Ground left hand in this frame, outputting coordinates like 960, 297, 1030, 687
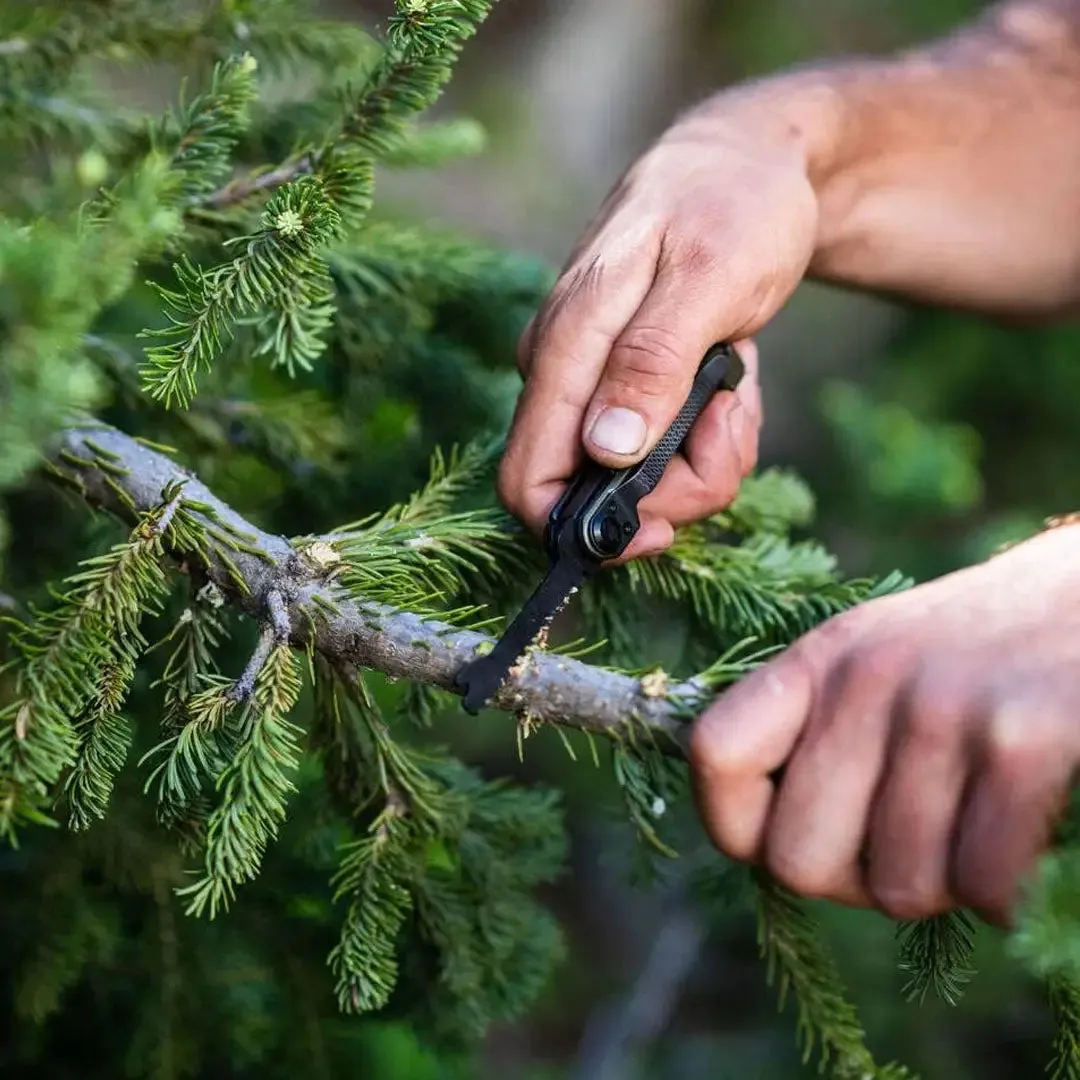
689, 522, 1080, 926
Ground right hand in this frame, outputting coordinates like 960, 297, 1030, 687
498, 100, 823, 557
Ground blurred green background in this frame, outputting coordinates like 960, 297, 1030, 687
8, 1, 1080, 1077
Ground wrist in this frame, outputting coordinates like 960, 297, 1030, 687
660, 62, 897, 259
647, 2, 1080, 315
665, 68, 852, 186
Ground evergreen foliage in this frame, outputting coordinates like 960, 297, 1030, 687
0, 2, 1078, 1078
896, 913, 977, 1007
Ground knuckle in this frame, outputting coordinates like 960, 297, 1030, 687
954, 869, 1006, 916
688, 466, 742, 519
737, 425, 760, 479
770, 640, 820, 704
714, 830, 757, 865
674, 234, 722, 276
853, 637, 915, 681
687, 714, 717, 773
903, 667, 974, 750
708, 472, 741, 513
610, 324, 687, 388
567, 252, 609, 300
800, 590, 912, 672
799, 611, 867, 669
688, 708, 733, 778
496, 451, 547, 530
765, 852, 835, 901
530, 257, 605, 344
868, 880, 941, 921
984, 702, 1054, 774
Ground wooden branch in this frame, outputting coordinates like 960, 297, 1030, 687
201, 155, 314, 210
52, 425, 702, 755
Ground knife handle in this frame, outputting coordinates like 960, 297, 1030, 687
622, 342, 743, 500
564, 342, 744, 561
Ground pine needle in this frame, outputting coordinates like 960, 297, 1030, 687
896, 913, 977, 1006
178, 645, 304, 917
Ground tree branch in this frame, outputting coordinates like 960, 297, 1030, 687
201, 155, 314, 211
51, 424, 702, 754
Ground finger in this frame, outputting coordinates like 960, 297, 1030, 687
863, 673, 975, 919
730, 338, 763, 475
582, 236, 748, 468
686, 336, 760, 475
514, 210, 631, 379
671, 337, 761, 513
614, 513, 675, 562
515, 314, 537, 379
689, 640, 816, 862
952, 703, 1076, 924
764, 644, 914, 907
498, 221, 662, 532
610, 338, 760, 532
631, 428, 741, 532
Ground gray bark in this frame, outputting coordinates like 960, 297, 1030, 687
54, 424, 706, 753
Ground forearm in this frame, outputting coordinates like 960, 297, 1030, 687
688, 1, 1080, 317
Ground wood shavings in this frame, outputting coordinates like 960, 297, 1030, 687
639, 669, 669, 699
300, 540, 341, 573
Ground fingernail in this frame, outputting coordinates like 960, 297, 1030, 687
588, 407, 647, 456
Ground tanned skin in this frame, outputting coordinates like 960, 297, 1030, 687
498, 0, 1080, 925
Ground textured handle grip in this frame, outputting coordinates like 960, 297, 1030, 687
628, 342, 743, 499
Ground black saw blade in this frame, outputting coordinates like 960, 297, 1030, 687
455, 555, 586, 714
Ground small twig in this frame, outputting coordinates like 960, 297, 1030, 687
201, 155, 314, 211
153, 489, 184, 536
228, 587, 289, 702
266, 587, 290, 641
51, 424, 704, 753
229, 627, 276, 704
377, 783, 408, 840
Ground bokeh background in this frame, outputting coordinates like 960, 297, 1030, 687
10, 1, 1080, 1077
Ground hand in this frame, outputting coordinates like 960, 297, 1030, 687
689, 524, 1080, 926
498, 99, 822, 557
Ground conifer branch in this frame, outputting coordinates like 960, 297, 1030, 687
200, 0, 498, 212
50, 424, 699, 752
202, 154, 314, 210
1, 483, 180, 837
755, 874, 915, 1078
140, 175, 344, 406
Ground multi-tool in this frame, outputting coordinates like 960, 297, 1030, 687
455, 341, 745, 714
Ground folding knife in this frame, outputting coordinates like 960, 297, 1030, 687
454, 341, 745, 714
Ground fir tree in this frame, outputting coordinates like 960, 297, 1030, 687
0, 2, 1077, 1078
